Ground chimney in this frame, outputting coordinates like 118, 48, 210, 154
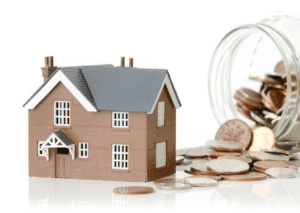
129, 58, 133, 68
120, 56, 125, 67
41, 56, 57, 82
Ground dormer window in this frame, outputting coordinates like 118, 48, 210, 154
112, 112, 129, 128
54, 101, 70, 126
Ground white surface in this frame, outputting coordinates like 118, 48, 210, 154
2, 0, 300, 212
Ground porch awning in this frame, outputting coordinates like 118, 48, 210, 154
41, 130, 75, 160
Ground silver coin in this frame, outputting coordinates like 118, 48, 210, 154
176, 148, 189, 156
185, 146, 213, 158
250, 109, 272, 127
239, 87, 262, 103
289, 153, 300, 160
217, 156, 252, 164
184, 176, 218, 187
276, 141, 300, 146
265, 167, 297, 179
178, 157, 193, 165
205, 140, 244, 152
156, 182, 192, 190
206, 159, 250, 175
246, 151, 289, 162
286, 159, 300, 167
176, 156, 185, 164
262, 148, 289, 155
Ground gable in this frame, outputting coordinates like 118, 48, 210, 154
24, 70, 97, 112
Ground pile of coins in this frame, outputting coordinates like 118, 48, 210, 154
234, 61, 296, 129
113, 118, 300, 193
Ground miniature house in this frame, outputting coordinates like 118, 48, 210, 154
23, 56, 181, 182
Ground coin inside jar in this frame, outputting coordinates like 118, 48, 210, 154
239, 87, 262, 104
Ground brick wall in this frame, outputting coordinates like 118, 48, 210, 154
29, 82, 148, 182
146, 86, 176, 181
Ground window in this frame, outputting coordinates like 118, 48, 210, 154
156, 142, 166, 168
158, 102, 165, 126
112, 144, 128, 169
79, 143, 88, 158
38, 141, 45, 156
112, 112, 129, 128
54, 101, 70, 126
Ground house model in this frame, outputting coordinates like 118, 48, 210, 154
23, 56, 181, 182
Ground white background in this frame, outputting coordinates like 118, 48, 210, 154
1, 0, 300, 213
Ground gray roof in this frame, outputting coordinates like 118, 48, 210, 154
23, 65, 181, 113
53, 130, 74, 146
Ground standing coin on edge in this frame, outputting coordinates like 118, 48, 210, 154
215, 119, 252, 149
156, 182, 191, 190
184, 177, 218, 187
248, 127, 276, 151
113, 186, 154, 195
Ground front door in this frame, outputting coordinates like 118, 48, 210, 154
56, 148, 70, 178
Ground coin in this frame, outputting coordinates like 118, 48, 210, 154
217, 156, 252, 164
176, 156, 185, 164
262, 148, 289, 155
113, 186, 154, 195
288, 165, 299, 172
206, 159, 250, 175
248, 126, 276, 151
185, 174, 222, 181
253, 161, 288, 171
191, 161, 219, 175
207, 151, 241, 158
221, 172, 267, 182
246, 151, 289, 162
176, 148, 189, 156
289, 153, 300, 160
239, 87, 262, 104
206, 140, 245, 152
286, 159, 300, 167
265, 167, 297, 179
249, 76, 280, 85
253, 167, 266, 174
153, 178, 184, 185
234, 90, 264, 109
184, 176, 218, 187
237, 104, 255, 122
250, 109, 272, 128
156, 182, 191, 190
185, 146, 212, 158
266, 89, 285, 113
215, 119, 252, 149
274, 60, 286, 74
178, 158, 193, 165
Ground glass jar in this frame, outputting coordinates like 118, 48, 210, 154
208, 13, 300, 147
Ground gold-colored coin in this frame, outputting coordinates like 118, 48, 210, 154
207, 151, 241, 158
221, 172, 267, 182
248, 127, 276, 151
113, 186, 154, 195
253, 161, 288, 171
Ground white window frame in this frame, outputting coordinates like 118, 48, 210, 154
156, 142, 166, 168
112, 112, 129, 128
112, 144, 129, 169
78, 142, 88, 158
38, 141, 45, 156
54, 101, 70, 126
158, 101, 165, 127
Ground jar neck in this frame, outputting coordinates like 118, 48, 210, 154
209, 15, 300, 139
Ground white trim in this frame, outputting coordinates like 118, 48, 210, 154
41, 133, 75, 160
78, 142, 88, 158
25, 70, 97, 112
112, 144, 129, 169
112, 112, 129, 128
38, 141, 46, 156
148, 75, 181, 114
